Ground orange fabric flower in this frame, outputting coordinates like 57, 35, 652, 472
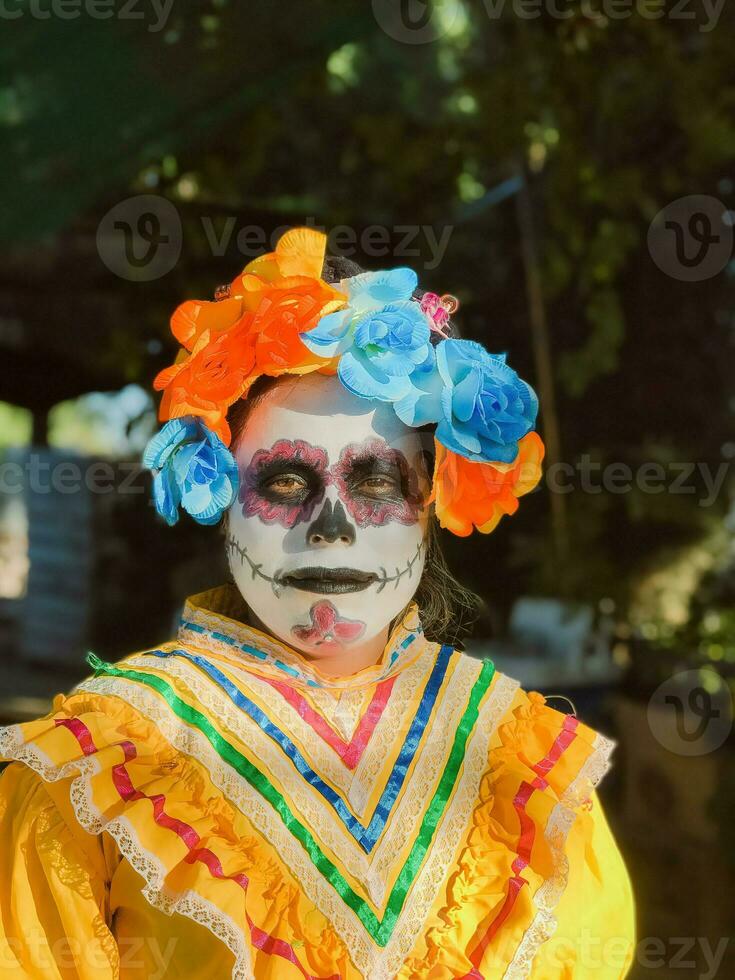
249, 284, 342, 374
168, 228, 343, 352
156, 315, 258, 445
236, 226, 327, 285
432, 431, 545, 536
154, 229, 346, 444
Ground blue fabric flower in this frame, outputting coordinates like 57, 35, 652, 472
395, 339, 539, 463
304, 267, 419, 353
143, 417, 239, 526
302, 268, 431, 401
338, 301, 432, 401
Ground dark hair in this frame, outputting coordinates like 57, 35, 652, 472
223, 256, 479, 647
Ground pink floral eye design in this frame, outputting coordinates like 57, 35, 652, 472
239, 439, 330, 528
332, 438, 425, 528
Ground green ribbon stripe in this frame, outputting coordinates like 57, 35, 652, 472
88, 654, 495, 945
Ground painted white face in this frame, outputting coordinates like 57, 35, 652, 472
226, 374, 431, 660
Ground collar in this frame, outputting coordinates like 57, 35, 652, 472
176, 584, 427, 691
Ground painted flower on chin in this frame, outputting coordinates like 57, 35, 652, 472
432, 431, 545, 536
301, 268, 432, 401
143, 417, 239, 526
395, 338, 539, 464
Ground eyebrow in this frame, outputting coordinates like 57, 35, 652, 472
344, 454, 403, 476
246, 439, 329, 475
254, 456, 324, 475
338, 437, 408, 462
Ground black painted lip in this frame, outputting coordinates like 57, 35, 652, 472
280, 566, 378, 594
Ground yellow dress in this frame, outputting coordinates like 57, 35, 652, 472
0, 586, 634, 979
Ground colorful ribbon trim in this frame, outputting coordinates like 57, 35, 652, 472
180, 619, 318, 684
54, 717, 339, 980
465, 714, 579, 974
144, 646, 451, 852
80, 654, 496, 945
179, 619, 418, 690
261, 676, 395, 769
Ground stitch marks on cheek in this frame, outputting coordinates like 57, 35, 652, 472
238, 439, 329, 528
375, 540, 424, 593
292, 601, 366, 648
332, 438, 426, 528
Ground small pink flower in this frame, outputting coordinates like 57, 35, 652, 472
420, 292, 458, 338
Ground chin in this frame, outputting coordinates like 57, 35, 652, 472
290, 636, 348, 657
244, 594, 367, 654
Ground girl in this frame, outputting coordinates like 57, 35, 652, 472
0, 229, 634, 979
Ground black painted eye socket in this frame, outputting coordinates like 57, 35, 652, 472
256, 461, 322, 503
346, 457, 407, 501
261, 473, 311, 500
352, 474, 402, 499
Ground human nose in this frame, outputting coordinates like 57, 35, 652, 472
306, 498, 356, 546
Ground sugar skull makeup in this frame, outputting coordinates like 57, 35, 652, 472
226, 374, 431, 661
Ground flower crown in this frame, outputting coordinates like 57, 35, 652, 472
143, 228, 545, 537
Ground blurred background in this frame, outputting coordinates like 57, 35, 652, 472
1, 1, 734, 975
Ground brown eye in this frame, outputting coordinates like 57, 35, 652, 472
263, 474, 309, 499
355, 475, 400, 498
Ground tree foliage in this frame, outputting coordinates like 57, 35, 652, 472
1, 0, 733, 615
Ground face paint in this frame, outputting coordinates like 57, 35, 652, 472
292, 600, 366, 648
331, 437, 424, 528
239, 439, 329, 528
226, 374, 431, 662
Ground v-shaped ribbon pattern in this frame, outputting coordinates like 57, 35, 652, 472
143, 645, 453, 853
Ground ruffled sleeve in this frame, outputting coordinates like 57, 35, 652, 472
0, 761, 119, 979
404, 684, 635, 979
537, 791, 635, 979
0, 685, 346, 980
474, 689, 634, 979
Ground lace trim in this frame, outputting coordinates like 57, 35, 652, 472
127, 654, 362, 801
218, 648, 435, 809
75, 674, 385, 972
0, 723, 255, 980
502, 730, 615, 980
312, 687, 366, 742
65, 666, 514, 979
1, 724, 59, 781
179, 594, 424, 691
348, 693, 405, 816
119, 653, 483, 909
366, 658, 483, 907
348, 649, 444, 817
252, 645, 439, 819
375, 671, 519, 979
